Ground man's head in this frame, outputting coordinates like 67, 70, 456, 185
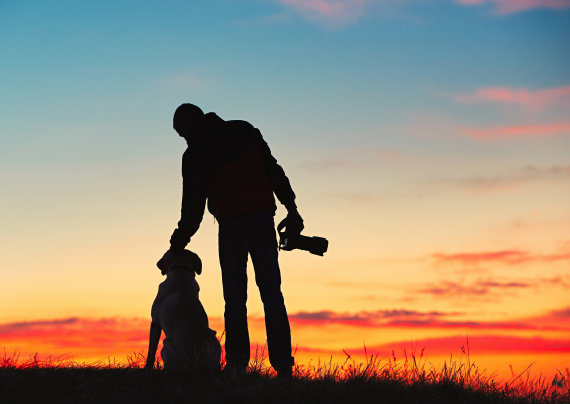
173, 103, 204, 141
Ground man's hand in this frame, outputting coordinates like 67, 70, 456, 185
283, 208, 304, 236
170, 228, 191, 252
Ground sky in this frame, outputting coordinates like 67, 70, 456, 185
1, 0, 569, 378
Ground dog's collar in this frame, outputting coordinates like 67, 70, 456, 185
168, 266, 197, 276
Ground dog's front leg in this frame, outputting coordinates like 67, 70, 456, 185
144, 321, 162, 370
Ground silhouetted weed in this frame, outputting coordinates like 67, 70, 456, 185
1, 345, 568, 403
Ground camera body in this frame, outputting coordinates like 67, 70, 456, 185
279, 233, 329, 256
277, 219, 329, 256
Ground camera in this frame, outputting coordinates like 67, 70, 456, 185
277, 220, 329, 256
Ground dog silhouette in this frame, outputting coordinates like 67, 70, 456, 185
144, 250, 221, 371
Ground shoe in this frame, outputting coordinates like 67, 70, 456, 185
275, 366, 293, 378
222, 364, 246, 376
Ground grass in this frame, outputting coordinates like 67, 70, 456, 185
1, 343, 568, 404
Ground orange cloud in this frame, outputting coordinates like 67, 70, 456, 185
417, 280, 531, 299
455, 86, 570, 110
459, 122, 570, 140
455, 0, 570, 14
433, 249, 570, 265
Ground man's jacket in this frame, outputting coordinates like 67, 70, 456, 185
170, 113, 296, 251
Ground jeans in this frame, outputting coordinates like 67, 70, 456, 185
218, 212, 293, 370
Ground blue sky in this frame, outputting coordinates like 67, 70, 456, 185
2, 0, 569, 144
1, 0, 569, 341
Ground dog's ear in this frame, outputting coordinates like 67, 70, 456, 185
184, 250, 202, 275
157, 250, 172, 276
157, 257, 167, 276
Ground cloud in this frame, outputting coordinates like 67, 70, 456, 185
415, 276, 569, 300
287, 308, 570, 331
454, 0, 570, 14
275, 0, 369, 23
441, 85, 570, 142
417, 280, 530, 298
521, 306, 570, 329
289, 309, 457, 326
447, 165, 570, 193
455, 86, 570, 111
550, 307, 570, 318
0, 317, 155, 361
351, 334, 570, 357
0, 318, 80, 334
459, 122, 570, 141
273, 0, 570, 25
3, 310, 570, 364
432, 248, 570, 265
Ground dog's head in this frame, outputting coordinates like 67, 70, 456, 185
157, 249, 202, 276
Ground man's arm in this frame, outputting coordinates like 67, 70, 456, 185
254, 129, 304, 233
144, 321, 162, 370
254, 130, 296, 209
170, 151, 207, 251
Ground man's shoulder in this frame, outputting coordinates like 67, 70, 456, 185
224, 119, 255, 133
223, 120, 264, 144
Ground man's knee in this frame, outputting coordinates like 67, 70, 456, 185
258, 285, 285, 306
223, 288, 248, 308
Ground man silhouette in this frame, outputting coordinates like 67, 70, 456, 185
167, 103, 303, 376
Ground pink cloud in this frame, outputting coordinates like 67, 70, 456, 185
455, 0, 570, 14
289, 309, 458, 327
350, 334, 570, 356
277, 0, 368, 22
0, 316, 227, 363
2, 309, 570, 365
0, 317, 150, 349
275, 0, 570, 23
288, 308, 570, 330
459, 122, 570, 140
455, 86, 570, 111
